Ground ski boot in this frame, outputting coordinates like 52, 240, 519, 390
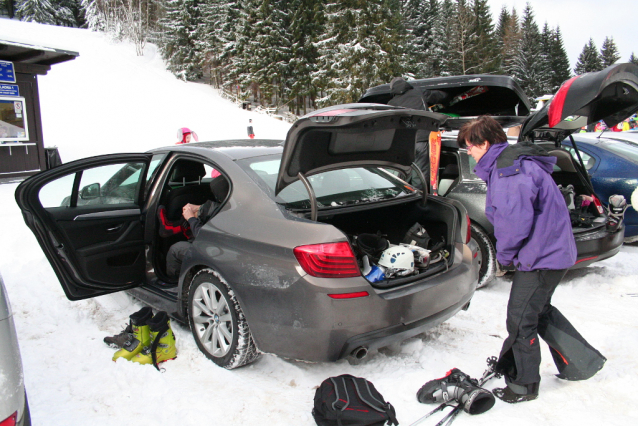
417, 368, 495, 415
105, 306, 153, 349
493, 380, 539, 404
132, 311, 177, 369
112, 307, 154, 361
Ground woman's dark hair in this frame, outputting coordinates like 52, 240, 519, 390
457, 115, 507, 149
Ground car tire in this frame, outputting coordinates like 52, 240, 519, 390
188, 269, 260, 369
470, 223, 496, 289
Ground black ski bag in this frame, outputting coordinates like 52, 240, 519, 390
312, 375, 399, 426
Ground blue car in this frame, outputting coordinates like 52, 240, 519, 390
562, 134, 638, 242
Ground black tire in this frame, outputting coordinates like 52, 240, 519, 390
188, 269, 260, 369
470, 223, 496, 289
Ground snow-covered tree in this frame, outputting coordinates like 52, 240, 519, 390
600, 36, 621, 68
498, 6, 520, 77
574, 38, 603, 74
316, 0, 404, 106
401, 0, 427, 78
630, 52, 638, 66
16, 0, 57, 24
510, 3, 544, 99
158, 0, 204, 80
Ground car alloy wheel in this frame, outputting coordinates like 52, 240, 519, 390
470, 223, 496, 289
188, 269, 260, 369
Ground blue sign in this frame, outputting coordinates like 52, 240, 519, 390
0, 61, 16, 83
0, 84, 19, 97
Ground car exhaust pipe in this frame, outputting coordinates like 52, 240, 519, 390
347, 346, 369, 365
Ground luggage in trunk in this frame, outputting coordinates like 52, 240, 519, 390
317, 198, 458, 288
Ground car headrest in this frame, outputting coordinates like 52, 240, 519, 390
170, 161, 206, 184
210, 176, 229, 202
440, 164, 459, 179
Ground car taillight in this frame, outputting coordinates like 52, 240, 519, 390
294, 242, 361, 278
466, 214, 472, 244
328, 291, 369, 299
0, 412, 17, 426
592, 195, 604, 214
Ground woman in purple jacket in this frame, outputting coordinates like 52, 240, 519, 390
458, 116, 606, 404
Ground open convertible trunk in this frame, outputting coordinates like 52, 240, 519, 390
313, 196, 459, 288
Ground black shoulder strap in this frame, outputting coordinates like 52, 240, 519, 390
351, 377, 399, 426
330, 376, 350, 411
351, 377, 385, 412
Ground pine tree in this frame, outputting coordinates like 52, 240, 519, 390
600, 36, 621, 68
401, 0, 427, 78
498, 6, 520, 77
548, 26, 571, 91
538, 23, 554, 94
16, 0, 57, 24
630, 52, 638, 65
317, 0, 404, 106
289, 0, 324, 114
574, 38, 603, 74
450, 0, 477, 75
470, 0, 498, 74
158, 0, 205, 81
439, 0, 460, 76
510, 3, 544, 99
423, 0, 447, 77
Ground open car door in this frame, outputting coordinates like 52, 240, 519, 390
15, 153, 153, 300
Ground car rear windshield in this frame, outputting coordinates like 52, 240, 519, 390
603, 141, 638, 164
238, 155, 417, 209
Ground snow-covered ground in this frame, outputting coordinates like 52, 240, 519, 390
1, 19, 638, 426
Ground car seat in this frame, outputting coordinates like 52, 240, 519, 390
438, 164, 459, 196
164, 161, 212, 220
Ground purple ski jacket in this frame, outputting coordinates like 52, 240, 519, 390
474, 142, 577, 271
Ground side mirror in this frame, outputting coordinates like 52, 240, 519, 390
80, 183, 101, 200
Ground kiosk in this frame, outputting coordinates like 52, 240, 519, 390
0, 39, 78, 178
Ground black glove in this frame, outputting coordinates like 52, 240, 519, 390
498, 261, 516, 272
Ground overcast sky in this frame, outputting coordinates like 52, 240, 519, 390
486, 0, 636, 69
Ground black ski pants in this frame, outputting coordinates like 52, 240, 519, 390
166, 241, 191, 278
497, 269, 605, 387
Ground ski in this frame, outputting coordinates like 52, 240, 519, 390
411, 357, 501, 426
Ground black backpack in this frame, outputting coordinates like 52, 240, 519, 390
312, 375, 399, 426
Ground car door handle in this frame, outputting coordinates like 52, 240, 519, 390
106, 224, 124, 232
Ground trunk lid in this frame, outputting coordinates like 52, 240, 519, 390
275, 104, 448, 194
520, 63, 638, 140
359, 75, 531, 130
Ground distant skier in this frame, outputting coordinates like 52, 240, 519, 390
176, 127, 198, 144
247, 119, 255, 139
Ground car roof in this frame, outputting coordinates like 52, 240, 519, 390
148, 139, 284, 160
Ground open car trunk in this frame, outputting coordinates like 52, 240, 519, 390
310, 196, 459, 289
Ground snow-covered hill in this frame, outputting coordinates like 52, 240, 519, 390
1, 19, 637, 426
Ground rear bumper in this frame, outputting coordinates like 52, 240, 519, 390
244, 246, 477, 362
572, 223, 624, 269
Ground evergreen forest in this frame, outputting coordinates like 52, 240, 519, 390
5, 0, 637, 115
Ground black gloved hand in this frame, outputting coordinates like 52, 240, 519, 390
498, 261, 516, 272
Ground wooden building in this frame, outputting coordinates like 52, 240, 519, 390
0, 38, 78, 179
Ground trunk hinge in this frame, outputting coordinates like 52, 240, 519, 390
411, 163, 428, 207
298, 172, 318, 221
568, 134, 597, 195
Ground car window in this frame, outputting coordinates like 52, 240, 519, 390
144, 153, 167, 199
241, 156, 416, 209
563, 145, 596, 170
603, 141, 638, 163
39, 162, 146, 208
39, 173, 75, 208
